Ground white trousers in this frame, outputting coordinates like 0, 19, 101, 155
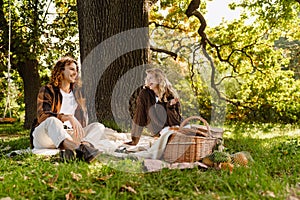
32, 117, 105, 149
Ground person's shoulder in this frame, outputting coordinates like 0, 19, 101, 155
139, 87, 154, 96
41, 84, 53, 90
39, 84, 58, 93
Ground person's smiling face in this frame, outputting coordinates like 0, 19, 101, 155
145, 73, 159, 90
62, 62, 78, 84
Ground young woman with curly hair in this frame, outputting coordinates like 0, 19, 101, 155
31, 56, 101, 163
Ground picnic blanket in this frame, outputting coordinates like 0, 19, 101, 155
29, 126, 174, 159
7, 125, 209, 172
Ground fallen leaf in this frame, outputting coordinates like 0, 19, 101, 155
211, 192, 220, 200
71, 171, 82, 181
48, 174, 58, 184
0, 197, 12, 200
120, 185, 137, 194
42, 172, 49, 177
65, 191, 75, 200
80, 189, 96, 194
96, 174, 113, 181
286, 183, 300, 200
261, 190, 276, 198
47, 183, 58, 190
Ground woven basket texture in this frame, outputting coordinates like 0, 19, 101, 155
163, 116, 220, 163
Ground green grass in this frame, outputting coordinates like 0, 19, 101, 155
0, 122, 299, 199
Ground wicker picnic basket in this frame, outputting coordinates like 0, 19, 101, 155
163, 116, 219, 163
190, 124, 224, 139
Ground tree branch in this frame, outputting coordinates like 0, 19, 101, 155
150, 46, 178, 60
184, 0, 267, 105
149, 21, 189, 32
190, 10, 208, 47
149, 0, 159, 6
185, 0, 200, 17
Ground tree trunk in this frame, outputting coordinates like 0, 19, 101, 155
77, 0, 149, 130
17, 59, 41, 129
1, 0, 41, 129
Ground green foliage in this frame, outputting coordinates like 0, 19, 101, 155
0, 0, 79, 122
0, 122, 24, 131
215, 3, 299, 123
148, 0, 300, 124
226, 71, 300, 123
0, 70, 24, 119
173, 77, 200, 119
231, 0, 300, 26
150, 0, 196, 30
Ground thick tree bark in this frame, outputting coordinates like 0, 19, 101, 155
77, 0, 149, 129
17, 59, 40, 129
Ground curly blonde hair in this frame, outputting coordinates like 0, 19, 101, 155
145, 68, 179, 102
50, 56, 81, 89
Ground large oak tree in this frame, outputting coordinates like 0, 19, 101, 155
77, 0, 150, 129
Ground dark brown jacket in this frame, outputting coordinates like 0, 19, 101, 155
132, 87, 182, 137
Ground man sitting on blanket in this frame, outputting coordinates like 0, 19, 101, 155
126, 68, 182, 146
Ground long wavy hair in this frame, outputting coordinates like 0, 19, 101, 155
50, 56, 81, 89
145, 68, 179, 102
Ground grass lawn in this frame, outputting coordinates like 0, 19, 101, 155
0, 122, 299, 199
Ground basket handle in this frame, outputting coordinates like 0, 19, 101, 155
179, 116, 212, 137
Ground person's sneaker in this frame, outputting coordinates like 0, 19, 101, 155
60, 149, 76, 162
75, 144, 101, 163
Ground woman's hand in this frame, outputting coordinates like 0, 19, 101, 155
70, 117, 85, 142
61, 114, 85, 142
170, 98, 179, 106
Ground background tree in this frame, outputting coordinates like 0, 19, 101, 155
0, 0, 79, 128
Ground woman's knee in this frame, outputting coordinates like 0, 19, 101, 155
45, 117, 63, 126
85, 122, 105, 133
